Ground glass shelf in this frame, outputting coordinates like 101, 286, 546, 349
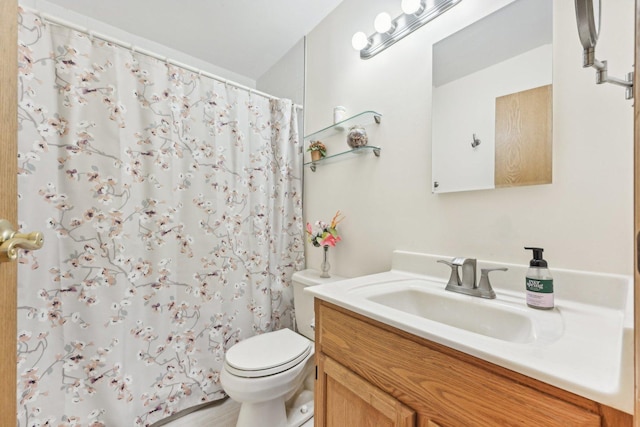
304, 146, 381, 172
304, 110, 382, 141
303, 110, 382, 172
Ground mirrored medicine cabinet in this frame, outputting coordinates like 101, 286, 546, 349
431, 0, 553, 193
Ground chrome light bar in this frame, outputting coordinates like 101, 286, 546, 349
359, 0, 462, 60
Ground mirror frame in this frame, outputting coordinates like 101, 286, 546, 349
575, 0, 601, 50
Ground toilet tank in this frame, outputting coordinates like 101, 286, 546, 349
292, 269, 344, 340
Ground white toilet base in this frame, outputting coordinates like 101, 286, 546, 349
234, 393, 314, 427
226, 360, 315, 427
285, 389, 314, 427
236, 398, 288, 427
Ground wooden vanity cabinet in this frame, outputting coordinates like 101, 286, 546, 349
314, 300, 632, 427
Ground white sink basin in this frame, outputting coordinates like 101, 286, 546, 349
305, 250, 634, 415
348, 279, 563, 345
362, 281, 535, 343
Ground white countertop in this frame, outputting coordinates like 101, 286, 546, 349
306, 250, 634, 414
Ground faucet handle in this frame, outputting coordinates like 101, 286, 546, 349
477, 268, 508, 299
450, 257, 467, 267
437, 259, 461, 288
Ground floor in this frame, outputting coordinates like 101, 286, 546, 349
155, 398, 314, 427
154, 399, 240, 427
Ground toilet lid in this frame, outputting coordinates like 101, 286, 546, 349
224, 328, 312, 378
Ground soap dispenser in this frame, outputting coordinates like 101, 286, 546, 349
524, 247, 554, 310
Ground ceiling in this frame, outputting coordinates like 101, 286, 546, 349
40, 0, 345, 81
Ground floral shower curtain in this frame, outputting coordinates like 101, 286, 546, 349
16, 9, 303, 426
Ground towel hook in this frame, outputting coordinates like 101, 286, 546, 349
471, 133, 481, 148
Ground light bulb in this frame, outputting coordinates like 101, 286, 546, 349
351, 32, 369, 51
374, 12, 393, 33
401, 0, 422, 14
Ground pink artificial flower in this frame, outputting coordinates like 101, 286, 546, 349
320, 234, 341, 247
306, 222, 313, 235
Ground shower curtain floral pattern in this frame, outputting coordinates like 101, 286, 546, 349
16, 9, 303, 426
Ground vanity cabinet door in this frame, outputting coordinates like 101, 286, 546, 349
316, 353, 415, 427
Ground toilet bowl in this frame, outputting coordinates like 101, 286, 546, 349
220, 269, 343, 427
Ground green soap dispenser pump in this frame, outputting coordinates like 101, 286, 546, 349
524, 247, 554, 310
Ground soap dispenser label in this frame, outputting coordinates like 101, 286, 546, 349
526, 278, 553, 293
526, 278, 554, 308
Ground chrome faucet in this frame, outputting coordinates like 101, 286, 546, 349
437, 258, 507, 299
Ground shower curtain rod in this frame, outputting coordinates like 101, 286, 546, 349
30, 8, 303, 110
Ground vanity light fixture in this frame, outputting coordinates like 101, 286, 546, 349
351, 32, 369, 51
401, 0, 423, 15
351, 0, 462, 59
374, 12, 394, 33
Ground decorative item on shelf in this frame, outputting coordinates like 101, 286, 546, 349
346, 125, 368, 149
307, 140, 327, 162
306, 211, 344, 278
334, 106, 347, 130
333, 106, 347, 124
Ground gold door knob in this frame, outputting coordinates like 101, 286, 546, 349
0, 219, 44, 262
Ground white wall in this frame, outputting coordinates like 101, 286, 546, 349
19, 0, 256, 88
256, 38, 305, 139
304, 0, 634, 277
433, 44, 552, 193
257, 38, 305, 106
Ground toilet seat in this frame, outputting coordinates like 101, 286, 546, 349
224, 328, 312, 378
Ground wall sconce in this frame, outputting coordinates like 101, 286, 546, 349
352, 0, 462, 59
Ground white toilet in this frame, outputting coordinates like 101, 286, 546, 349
220, 269, 343, 427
